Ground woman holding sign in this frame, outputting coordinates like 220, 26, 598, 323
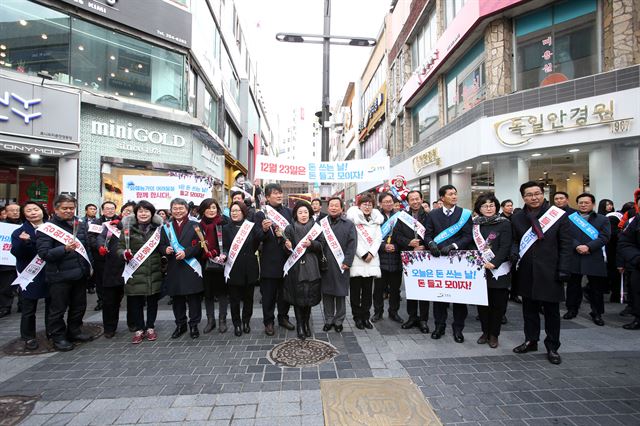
472, 194, 512, 349
11, 201, 49, 351
222, 201, 266, 337
282, 201, 323, 340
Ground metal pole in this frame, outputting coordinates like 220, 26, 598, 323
321, 0, 331, 162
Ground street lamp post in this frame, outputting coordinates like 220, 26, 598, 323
276, 0, 376, 162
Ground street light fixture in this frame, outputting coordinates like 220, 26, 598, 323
276, 0, 376, 162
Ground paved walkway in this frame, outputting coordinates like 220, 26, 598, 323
0, 293, 638, 425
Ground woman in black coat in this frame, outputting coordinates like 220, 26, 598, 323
222, 201, 266, 336
472, 194, 512, 348
282, 202, 323, 340
10, 201, 48, 351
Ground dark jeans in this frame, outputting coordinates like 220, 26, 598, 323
0, 269, 16, 311
47, 278, 87, 340
373, 270, 402, 315
350, 276, 374, 321
406, 299, 430, 321
102, 285, 131, 333
478, 288, 509, 337
20, 295, 49, 340
172, 293, 202, 327
522, 296, 561, 351
128, 294, 160, 331
433, 301, 468, 331
260, 277, 290, 325
229, 285, 254, 326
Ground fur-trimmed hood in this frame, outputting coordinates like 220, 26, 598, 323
346, 205, 384, 225
121, 213, 164, 228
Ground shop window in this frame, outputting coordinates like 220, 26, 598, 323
445, 0, 468, 28
446, 41, 485, 122
419, 176, 430, 203
222, 48, 240, 105
515, 0, 597, 90
412, 86, 439, 143
411, 11, 437, 72
361, 125, 385, 160
224, 119, 240, 157
204, 88, 219, 134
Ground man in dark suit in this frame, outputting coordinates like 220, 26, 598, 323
311, 198, 327, 223
424, 185, 473, 343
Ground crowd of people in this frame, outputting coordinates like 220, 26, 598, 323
1, 180, 639, 367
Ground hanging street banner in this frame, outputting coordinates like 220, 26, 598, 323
401, 250, 488, 306
122, 175, 212, 209
255, 155, 389, 183
0, 223, 20, 266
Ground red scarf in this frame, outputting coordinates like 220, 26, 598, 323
200, 215, 222, 256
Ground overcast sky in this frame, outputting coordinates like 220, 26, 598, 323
235, 0, 389, 141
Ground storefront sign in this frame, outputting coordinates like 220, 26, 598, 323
359, 84, 386, 141
122, 175, 212, 209
402, 250, 487, 305
412, 148, 441, 174
494, 100, 634, 147
255, 155, 390, 183
0, 223, 20, 266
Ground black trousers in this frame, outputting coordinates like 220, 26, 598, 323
20, 295, 49, 340
294, 305, 312, 324
567, 274, 607, 314
47, 278, 87, 340
260, 277, 290, 326
522, 296, 561, 351
128, 293, 160, 331
629, 270, 640, 318
172, 293, 202, 327
93, 261, 105, 302
0, 269, 16, 311
566, 274, 584, 312
102, 285, 127, 334
229, 285, 254, 326
433, 301, 468, 331
373, 270, 402, 315
478, 288, 509, 337
350, 276, 374, 320
406, 299, 430, 321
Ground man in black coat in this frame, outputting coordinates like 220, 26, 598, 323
553, 191, 577, 214
254, 183, 294, 335
511, 181, 572, 365
36, 194, 93, 351
87, 201, 118, 311
393, 190, 429, 333
564, 193, 610, 325
311, 198, 327, 223
618, 190, 640, 330
424, 185, 473, 343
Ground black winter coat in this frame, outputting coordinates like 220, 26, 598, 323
511, 204, 573, 303
96, 224, 125, 288
618, 214, 640, 270
11, 222, 48, 299
158, 219, 204, 296
392, 208, 428, 251
282, 221, 322, 307
254, 204, 293, 279
36, 215, 92, 284
88, 215, 116, 266
425, 206, 473, 250
566, 211, 610, 277
320, 215, 357, 297
474, 219, 512, 289
222, 219, 266, 286
378, 210, 401, 272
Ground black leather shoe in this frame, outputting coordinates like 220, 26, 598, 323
322, 324, 333, 332
389, 313, 404, 323
265, 323, 275, 336
501, 315, 508, 325
303, 321, 312, 337
278, 318, 295, 331
623, 319, 640, 330
418, 321, 429, 334
563, 310, 577, 320
363, 319, 373, 329
431, 325, 445, 339
619, 306, 633, 317
94, 301, 103, 311
171, 324, 187, 339
513, 341, 538, 353
296, 323, 305, 340
590, 312, 604, 326
334, 324, 343, 333
401, 318, 418, 329
477, 333, 488, 344
243, 322, 251, 334
103, 331, 115, 339
370, 312, 383, 323
68, 332, 93, 343
547, 350, 562, 365
53, 339, 74, 351
234, 326, 242, 337
25, 339, 38, 351
354, 319, 365, 330
510, 295, 522, 304
189, 325, 199, 339
453, 330, 464, 343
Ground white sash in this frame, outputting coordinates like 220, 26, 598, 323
11, 255, 46, 290
356, 223, 375, 251
283, 223, 323, 276
224, 221, 254, 281
397, 211, 426, 239
264, 205, 290, 230
517, 206, 565, 267
104, 222, 121, 239
122, 228, 161, 283
473, 224, 511, 279
163, 222, 202, 277
37, 222, 93, 273
606, 212, 623, 220
320, 217, 345, 273
88, 223, 102, 234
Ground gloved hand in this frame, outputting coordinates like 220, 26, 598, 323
110, 219, 120, 226
440, 244, 456, 256
427, 241, 441, 257
98, 246, 108, 256
123, 249, 133, 262
558, 271, 571, 282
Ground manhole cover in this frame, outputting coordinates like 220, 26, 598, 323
0, 395, 38, 426
2, 322, 103, 356
268, 339, 339, 368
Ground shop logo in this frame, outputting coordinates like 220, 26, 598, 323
0, 92, 42, 124
90, 119, 186, 148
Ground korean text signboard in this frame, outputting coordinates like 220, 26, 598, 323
401, 250, 488, 306
255, 155, 389, 183
0, 223, 20, 266
122, 175, 212, 209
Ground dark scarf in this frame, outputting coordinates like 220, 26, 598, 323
473, 214, 508, 226
200, 215, 222, 254
524, 201, 548, 239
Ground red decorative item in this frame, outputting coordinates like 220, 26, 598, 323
98, 246, 108, 256
192, 240, 197, 247
123, 250, 133, 261
110, 219, 121, 226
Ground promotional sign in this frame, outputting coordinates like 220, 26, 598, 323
255, 155, 390, 183
401, 251, 487, 306
122, 175, 212, 209
0, 223, 20, 266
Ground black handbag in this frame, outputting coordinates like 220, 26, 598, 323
318, 246, 329, 272
205, 225, 225, 271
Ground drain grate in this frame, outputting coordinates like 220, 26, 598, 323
2, 322, 103, 356
0, 395, 38, 426
268, 338, 339, 368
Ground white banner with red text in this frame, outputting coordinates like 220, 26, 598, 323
255, 155, 389, 183
0, 223, 19, 266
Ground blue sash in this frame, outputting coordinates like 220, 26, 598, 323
568, 212, 599, 240
380, 211, 404, 239
163, 222, 203, 277
434, 208, 472, 245
389, 186, 409, 209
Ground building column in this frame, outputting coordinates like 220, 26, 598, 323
58, 157, 78, 198
452, 171, 472, 210
484, 18, 513, 99
589, 143, 639, 209
494, 156, 529, 208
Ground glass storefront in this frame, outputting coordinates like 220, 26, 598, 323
0, 0, 186, 109
446, 41, 486, 122
0, 153, 58, 212
412, 86, 439, 143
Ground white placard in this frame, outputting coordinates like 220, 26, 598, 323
0, 223, 20, 266
122, 175, 212, 209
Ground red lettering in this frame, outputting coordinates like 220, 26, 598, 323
418, 279, 425, 288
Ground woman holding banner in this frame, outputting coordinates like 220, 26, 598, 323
282, 201, 323, 340
472, 194, 512, 349
222, 201, 266, 337
118, 201, 163, 344
11, 201, 49, 351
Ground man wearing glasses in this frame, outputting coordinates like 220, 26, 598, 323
511, 181, 572, 365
